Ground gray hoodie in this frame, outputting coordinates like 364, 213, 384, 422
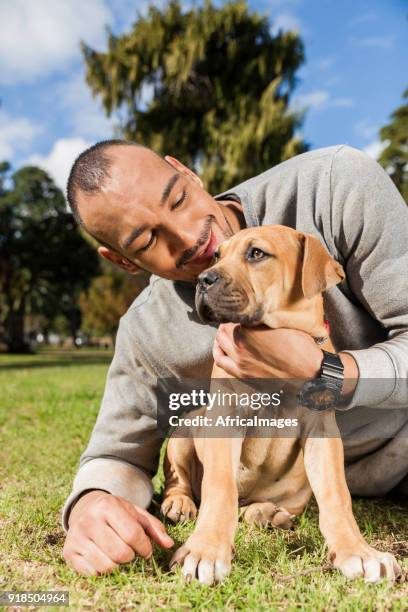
62, 145, 408, 529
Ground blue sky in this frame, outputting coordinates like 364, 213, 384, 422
0, 0, 406, 191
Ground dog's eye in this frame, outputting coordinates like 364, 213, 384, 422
247, 247, 267, 261
213, 250, 220, 261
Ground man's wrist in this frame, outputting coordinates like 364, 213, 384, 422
310, 349, 358, 399
68, 489, 110, 527
302, 349, 359, 408
338, 352, 359, 399
310, 347, 324, 378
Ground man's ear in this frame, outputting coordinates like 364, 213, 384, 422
98, 246, 142, 275
164, 155, 203, 188
300, 233, 345, 299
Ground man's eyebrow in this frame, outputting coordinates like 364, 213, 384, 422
121, 224, 149, 251
160, 173, 180, 205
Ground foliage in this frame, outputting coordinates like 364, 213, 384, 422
79, 261, 149, 340
82, 0, 307, 193
379, 88, 408, 203
0, 163, 100, 352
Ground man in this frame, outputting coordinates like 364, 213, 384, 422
62, 141, 408, 576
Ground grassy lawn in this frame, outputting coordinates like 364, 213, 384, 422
0, 349, 407, 611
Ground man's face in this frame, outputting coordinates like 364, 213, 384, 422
77, 146, 243, 281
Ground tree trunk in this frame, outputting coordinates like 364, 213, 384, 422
5, 294, 31, 353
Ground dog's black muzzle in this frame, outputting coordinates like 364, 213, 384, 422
196, 269, 223, 293
195, 268, 264, 326
195, 269, 231, 323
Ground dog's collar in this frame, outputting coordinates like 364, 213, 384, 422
313, 319, 330, 345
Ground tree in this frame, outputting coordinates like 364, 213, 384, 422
79, 262, 149, 344
378, 88, 408, 203
82, 0, 307, 193
0, 164, 100, 352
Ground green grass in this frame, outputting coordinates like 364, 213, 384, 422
0, 349, 407, 611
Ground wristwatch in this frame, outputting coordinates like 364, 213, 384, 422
297, 350, 344, 411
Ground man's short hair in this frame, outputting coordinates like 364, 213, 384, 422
66, 139, 141, 228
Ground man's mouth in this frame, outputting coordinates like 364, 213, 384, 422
187, 230, 218, 266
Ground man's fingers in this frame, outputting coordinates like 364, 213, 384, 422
104, 504, 154, 558
87, 522, 136, 565
66, 552, 97, 576
213, 338, 235, 368
135, 507, 174, 548
214, 354, 240, 377
212, 338, 225, 361
213, 341, 240, 376
84, 539, 120, 574
65, 537, 119, 575
216, 325, 237, 356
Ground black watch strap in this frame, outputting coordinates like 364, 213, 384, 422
321, 350, 344, 384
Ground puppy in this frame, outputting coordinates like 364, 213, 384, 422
162, 225, 401, 585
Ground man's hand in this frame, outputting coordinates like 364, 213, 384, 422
213, 323, 323, 379
63, 490, 174, 575
213, 323, 358, 399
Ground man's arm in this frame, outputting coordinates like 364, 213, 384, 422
213, 146, 408, 411
62, 316, 173, 574
330, 145, 408, 409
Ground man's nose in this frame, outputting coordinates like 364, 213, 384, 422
197, 269, 220, 292
165, 223, 197, 252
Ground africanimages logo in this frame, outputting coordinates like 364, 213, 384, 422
156, 379, 300, 437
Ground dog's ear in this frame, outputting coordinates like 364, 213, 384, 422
300, 234, 345, 299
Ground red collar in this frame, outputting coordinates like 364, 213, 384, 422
313, 318, 330, 345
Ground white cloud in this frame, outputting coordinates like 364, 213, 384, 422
353, 34, 396, 50
354, 119, 378, 140
324, 75, 341, 88
27, 138, 91, 191
317, 56, 335, 71
109, 0, 172, 25
53, 61, 158, 142
294, 90, 329, 109
349, 13, 377, 27
56, 71, 116, 140
0, 110, 40, 160
330, 97, 354, 108
268, 0, 303, 7
0, 0, 112, 85
363, 140, 388, 160
270, 13, 303, 35
292, 90, 354, 111
53, 69, 155, 143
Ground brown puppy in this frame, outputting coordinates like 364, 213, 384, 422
162, 225, 401, 585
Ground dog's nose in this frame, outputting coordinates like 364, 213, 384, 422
197, 269, 220, 291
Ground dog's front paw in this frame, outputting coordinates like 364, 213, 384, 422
170, 531, 234, 585
161, 494, 197, 523
330, 542, 401, 583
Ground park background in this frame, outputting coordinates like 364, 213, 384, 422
0, 0, 407, 609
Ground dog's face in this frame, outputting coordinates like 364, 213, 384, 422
195, 225, 344, 326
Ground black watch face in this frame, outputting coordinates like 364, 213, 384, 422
297, 379, 341, 412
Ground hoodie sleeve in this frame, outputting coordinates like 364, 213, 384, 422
330, 145, 408, 409
61, 315, 162, 530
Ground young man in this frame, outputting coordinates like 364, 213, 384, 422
62, 141, 408, 576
